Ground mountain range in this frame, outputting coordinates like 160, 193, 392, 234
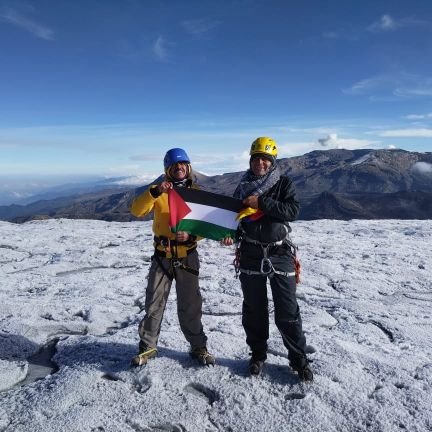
1, 148, 431, 223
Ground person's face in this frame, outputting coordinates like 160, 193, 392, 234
250, 156, 272, 176
169, 162, 188, 180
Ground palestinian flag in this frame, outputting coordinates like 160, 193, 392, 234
168, 188, 244, 241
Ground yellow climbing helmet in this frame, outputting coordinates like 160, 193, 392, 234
250, 137, 278, 158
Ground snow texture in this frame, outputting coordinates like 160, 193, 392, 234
0, 219, 431, 431
350, 153, 371, 166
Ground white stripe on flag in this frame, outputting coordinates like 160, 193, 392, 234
183, 202, 239, 230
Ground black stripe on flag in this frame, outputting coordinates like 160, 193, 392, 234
173, 187, 243, 213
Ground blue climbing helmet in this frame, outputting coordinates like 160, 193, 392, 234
163, 148, 191, 170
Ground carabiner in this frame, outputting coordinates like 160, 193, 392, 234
172, 259, 182, 268
260, 257, 273, 274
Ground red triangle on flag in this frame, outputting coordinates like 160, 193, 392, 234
168, 188, 192, 231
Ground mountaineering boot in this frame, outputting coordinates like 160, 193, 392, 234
249, 349, 267, 375
295, 364, 314, 382
190, 346, 215, 366
249, 359, 265, 376
248, 350, 267, 376
131, 342, 158, 367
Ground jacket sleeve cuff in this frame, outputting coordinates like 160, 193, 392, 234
150, 185, 161, 198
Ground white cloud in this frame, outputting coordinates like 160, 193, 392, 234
411, 161, 432, 176
276, 136, 381, 159
344, 72, 432, 100
12, 191, 32, 198
192, 151, 251, 174
322, 31, 338, 39
367, 14, 424, 32
129, 153, 164, 162
279, 126, 338, 135
404, 113, 432, 120
153, 36, 168, 61
237, 150, 250, 161
181, 18, 220, 36
105, 164, 142, 174
316, 133, 380, 149
343, 75, 390, 95
379, 128, 432, 138
277, 142, 316, 157
368, 14, 396, 32
109, 174, 156, 186
394, 86, 432, 97
0, 6, 54, 40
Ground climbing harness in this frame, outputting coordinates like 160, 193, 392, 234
153, 235, 199, 277
233, 224, 301, 282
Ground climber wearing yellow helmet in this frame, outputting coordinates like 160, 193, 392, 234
224, 137, 313, 381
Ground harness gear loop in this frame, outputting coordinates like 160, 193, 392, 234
285, 239, 301, 284
232, 240, 242, 279
294, 254, 301, 284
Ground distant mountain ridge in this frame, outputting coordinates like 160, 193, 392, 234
0, 176, 150, 206
1, 148, 431, 222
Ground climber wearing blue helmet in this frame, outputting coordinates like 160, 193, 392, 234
161, 148, 192, 186
130, 148, 214, 367
163, 148, 190, 170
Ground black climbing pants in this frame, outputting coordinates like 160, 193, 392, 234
239, 271, 308, 369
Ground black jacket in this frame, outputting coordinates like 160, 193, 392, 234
239, 175, 299, 244
238, 175, 299, 272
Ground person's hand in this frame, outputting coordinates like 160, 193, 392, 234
243, 195, 259, 209
176, 231, 190, 242
158, 181, 173, 194
221, 237, 234, 246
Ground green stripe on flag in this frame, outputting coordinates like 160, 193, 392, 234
175, 219, 236, 241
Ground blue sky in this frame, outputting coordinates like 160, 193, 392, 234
1, 0, 432, 195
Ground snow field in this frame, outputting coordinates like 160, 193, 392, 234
0, 219, 431, 431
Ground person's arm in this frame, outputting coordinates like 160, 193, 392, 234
131, 181, 174, 218
130, 185, 160, 217
258, 177, 299, 221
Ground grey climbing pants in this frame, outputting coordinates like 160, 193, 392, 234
138, 249, 207, 350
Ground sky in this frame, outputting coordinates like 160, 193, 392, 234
1, 218, 431, 430
1, 0, 432, 189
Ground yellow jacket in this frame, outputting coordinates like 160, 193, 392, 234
130, 184, 197, 258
